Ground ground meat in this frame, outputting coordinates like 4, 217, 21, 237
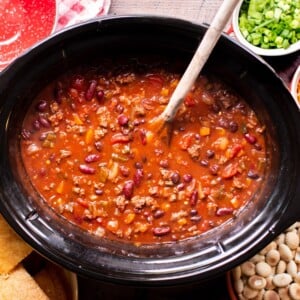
187, 144, 201, 160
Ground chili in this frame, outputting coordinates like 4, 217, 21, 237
21, 57, 267, 245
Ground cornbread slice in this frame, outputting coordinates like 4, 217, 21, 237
0, 214, 32, 274
0, 265, 49, 300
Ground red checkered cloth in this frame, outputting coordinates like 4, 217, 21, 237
56, 0, 111, 31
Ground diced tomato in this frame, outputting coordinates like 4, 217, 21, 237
184, 93, 196, 107
179, 133, 194, 150
221, 163, 239, 179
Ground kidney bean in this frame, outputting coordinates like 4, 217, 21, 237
85, 80, 97, 101
111, 133, 131, 144
159, 159, 169, 168
72, 75, 86, 91
153, 210, 165, 219
216, 207, 233, 216
85, 154, 100, 163
123, 180, 134, 199
21, 128, 31, 140
229, 121, 238, 133
96, 90, 104, 102
133, 169, 144, 186
95, 189, 104, 195
209, 164, 219, 175
139, 129, 147, 145
254, 143, 262, 151
183, 173, 193, 183
190, 190, 198, 206
36, 100, 48, 112
134, 162, 143, 169
153, 226, 171, 237
118, 114, 129, 126
218, 117, 229, 129
190, 215, 202, 222
206, 149, 215, 159
54, 82, 63, 103
38, 116, 51, 128
94, 141, 103, 151
32, 119, 41, 130
211, 103, 221, 113
39, 132, 48, 141
200, 159, 209, 167
79, 164, 96, 174
244, 133, 257, 144
115, 103, 124, 113
190, 209, 198, 216
177, 183, 185, 191
247, 169, 259, 179
171, 172, 180, 184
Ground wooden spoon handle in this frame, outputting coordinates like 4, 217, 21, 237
160, 0, 240, 122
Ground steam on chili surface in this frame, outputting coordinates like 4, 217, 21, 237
21, 57, 267, 245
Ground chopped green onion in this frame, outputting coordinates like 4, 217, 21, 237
238, 0, 300, 50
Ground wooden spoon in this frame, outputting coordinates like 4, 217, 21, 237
151, 0, 240, 141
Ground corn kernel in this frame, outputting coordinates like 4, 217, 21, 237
85, 128, 94, 144
161, 87, 169, 96
199, 126, 211, 136
73, 113, 83, 125
170, 79, 179, 88
56, 180, 65, 194
124, 213, 135, 224
146, 130, 154, 143
178, 218, 187, 226
215, 127, 226, 136
231, 196, 239, 208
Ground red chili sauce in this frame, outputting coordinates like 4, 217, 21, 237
21, 57, 267, 245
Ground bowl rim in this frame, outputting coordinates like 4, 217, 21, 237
291, 66, 300, 107
232, 0, 300, 57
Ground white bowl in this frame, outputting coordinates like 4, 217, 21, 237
291, 66, 300, 108
232, 0, 300, 56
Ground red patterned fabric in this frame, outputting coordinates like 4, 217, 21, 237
56, 0, 111, 31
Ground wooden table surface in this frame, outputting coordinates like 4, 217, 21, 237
109, 0, 223, 24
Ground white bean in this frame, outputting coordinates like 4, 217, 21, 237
289, 283, 300, 300
279, 244, 293, 262
272, 273, 292, 287
255, 289, 265, 300
294, 247, 300, 264
266, 249, 280, 266
278, 287, 291, 300
294, 273, 300, 284
232, 266, 241, 281
234, 278, 244, 294
265, 276, 275, 290
243, 285, 259, 299
241, 261, 256, 276
248, 275, 267, 290
286, 231, 300, 250
256, 261, 273, 277
287, 260, 298, 278
263, 290, 280, 300
250, 254, 266, 264
276, 233, 285, 245
277, 260, 287, 274
260, 242, 277, 255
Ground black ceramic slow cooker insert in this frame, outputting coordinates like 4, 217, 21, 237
0, 16, 300, 285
